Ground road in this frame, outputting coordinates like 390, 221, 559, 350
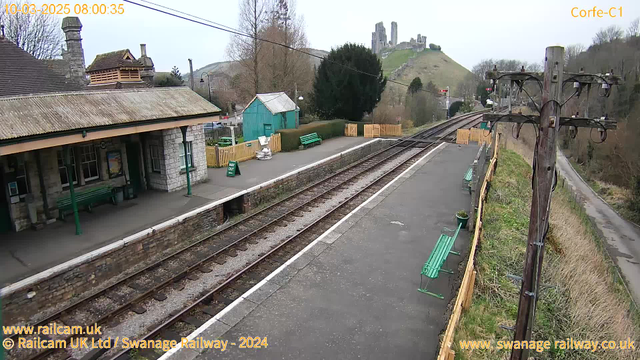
556, 152, 640, 306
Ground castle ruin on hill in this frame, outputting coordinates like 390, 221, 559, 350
371, 21, 426, 56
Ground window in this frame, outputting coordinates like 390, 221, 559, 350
80, 144, 100, 181
150, 145, 162, 173
16, 162, 29, 197
57, 149, 77, 187
179, 142, 193, 170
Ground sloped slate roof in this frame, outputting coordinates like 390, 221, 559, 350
249, 92, 297, 115
0, 37, 84, 97
86, 49, 144, 72
0, 87, 221, 141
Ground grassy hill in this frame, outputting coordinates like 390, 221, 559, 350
381, 49, 471, 96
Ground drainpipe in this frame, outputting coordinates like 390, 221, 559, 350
35, 149, 51, 220
180, 126, 192, 196
63, 145, 81, 235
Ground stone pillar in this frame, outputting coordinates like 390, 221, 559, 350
61, 17, 87, 86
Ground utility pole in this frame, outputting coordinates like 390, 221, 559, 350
510, 46, 563, 360
188, 58, 194, 91
483, 46, 619, 360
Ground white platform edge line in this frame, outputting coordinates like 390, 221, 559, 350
0, 139, 386, 297
157, 142, 446, 360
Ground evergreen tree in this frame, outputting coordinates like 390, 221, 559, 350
408, 77, 423, 94
313, 43, 387, 121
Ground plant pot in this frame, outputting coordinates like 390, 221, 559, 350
456, 214, 469, 228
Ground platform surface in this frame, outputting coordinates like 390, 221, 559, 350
171, 143, 480, 360
0, 137, 371, 286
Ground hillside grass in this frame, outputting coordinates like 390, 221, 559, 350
381, 49, 471, 97
381, 49, 416, 75
453, 149, 639, 360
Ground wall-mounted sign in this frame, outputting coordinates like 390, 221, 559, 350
8, 181, 18, 196
100, 139, 113, 149
107, 150, 123, 178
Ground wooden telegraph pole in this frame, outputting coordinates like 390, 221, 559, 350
510, 46, 564, 360
484, 46, 619, 360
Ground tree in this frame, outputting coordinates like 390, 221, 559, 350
170, 66, 182, 80
593, 25, 623, 45
227, 0, 268, 99
627, 18, 640, 38
154, 66, 183, 87
0, 0, 63, 59
428, 43, 441, 50
408, 77, 423, 94
456, 72, 477, 100
313, 43, 386, 121
259, 0, 312, 98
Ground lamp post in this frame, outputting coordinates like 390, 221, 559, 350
199, 72, 212, 103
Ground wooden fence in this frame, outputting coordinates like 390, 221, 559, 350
206, 133, 281, 168
437, 134, 499, 360
456, 128, 491, 145
364, 124, 401, 138
345, 124, 357, 137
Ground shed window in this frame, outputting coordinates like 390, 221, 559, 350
16, 162, 29, 197
150, 145, 162, 173
57, 150, 78, 187
179, 142, 193, 170
80, 144, 100, 181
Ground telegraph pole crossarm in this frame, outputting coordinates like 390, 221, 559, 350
480, 47, 621, 360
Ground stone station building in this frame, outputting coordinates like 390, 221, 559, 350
0, 88, 220, 233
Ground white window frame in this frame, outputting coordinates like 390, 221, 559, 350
79, 144, 100, 181
150, 145, 162, 173
15, 161, 29, 198
179, 142, 193, 170
57, 149, 78, 187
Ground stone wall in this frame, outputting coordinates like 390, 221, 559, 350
1, 203, 224, 323
243, 139, 392, 211
162, 125, 208, 192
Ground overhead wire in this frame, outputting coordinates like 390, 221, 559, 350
123, 0, 444, 96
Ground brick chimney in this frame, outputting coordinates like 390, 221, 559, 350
139, 43, 155, 85
61, 17, 87, 85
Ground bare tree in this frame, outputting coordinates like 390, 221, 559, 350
0, 0, 63, 59
564, 44, 585, 70
627, 18, 640, 38
456, 72, 477, 100
593, 25, 624, 45
259, 0, 312, 96
226, 0, 268, 99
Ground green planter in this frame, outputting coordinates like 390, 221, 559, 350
456, 213, 469, 228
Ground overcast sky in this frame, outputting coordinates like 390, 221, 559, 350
32, 0, 639, 72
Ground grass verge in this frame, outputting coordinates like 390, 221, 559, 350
453, 149, 639, 360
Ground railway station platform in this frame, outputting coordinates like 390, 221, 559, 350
169, 143, 480, 360
0, 137, 371, 287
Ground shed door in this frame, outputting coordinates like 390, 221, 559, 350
263, 124, 273, 137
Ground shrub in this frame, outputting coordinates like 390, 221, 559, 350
277, 120, 346, 151
401, 119, 414, 129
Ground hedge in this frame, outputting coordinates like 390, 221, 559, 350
277, 120, 346, 151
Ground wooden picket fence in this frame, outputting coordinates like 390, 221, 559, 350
345, 124, 357, 137
437, 134, 500, 360
206, 133, 281, 168
363, 124, 401, 138
456, 128, 491, 145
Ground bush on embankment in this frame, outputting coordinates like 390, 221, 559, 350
453, 149, 639, 360
277, 120, 345, 151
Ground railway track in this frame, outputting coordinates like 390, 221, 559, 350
5, 111, 483, 360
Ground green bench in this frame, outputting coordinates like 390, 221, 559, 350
218, 137, 233, 147
418, 223, 462, 299
56, 186, 115, 220
300, 133, 322, 148
463, 167, 473, 193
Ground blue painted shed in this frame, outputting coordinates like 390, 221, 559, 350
242, 92, 298, 141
